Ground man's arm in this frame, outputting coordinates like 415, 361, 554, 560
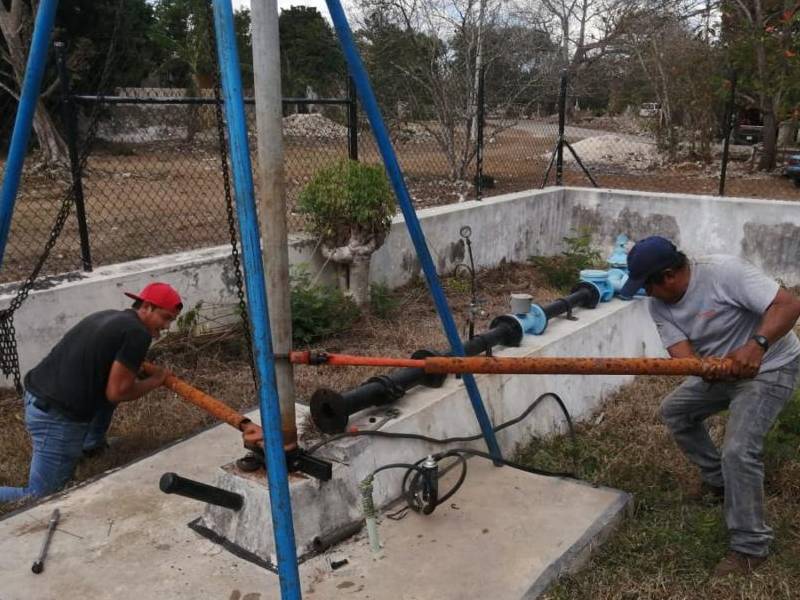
106, 361, 167, 404
727, 288, 800, 378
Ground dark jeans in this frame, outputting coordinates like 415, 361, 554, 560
0, 391, 116, 503
660, 357, 800, 556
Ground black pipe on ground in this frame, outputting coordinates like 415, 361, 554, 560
159, 472, 244, 511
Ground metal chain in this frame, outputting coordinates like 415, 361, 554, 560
0, 0, 125, 394
205, 1, 257, 387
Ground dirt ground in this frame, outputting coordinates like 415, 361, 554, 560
0, 261, 566, 515
2, 121, 797, 284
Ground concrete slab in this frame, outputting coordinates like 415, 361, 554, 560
289, 459, 631, 600
0, 436, 629, 600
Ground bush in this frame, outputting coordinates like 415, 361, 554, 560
369, 281, 400, 319
290, 268, 360, 345
297, 159, 395, 247
531, 230, 602, 292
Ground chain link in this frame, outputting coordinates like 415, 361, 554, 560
205, 1, 257, 388
0, 0, 126, 394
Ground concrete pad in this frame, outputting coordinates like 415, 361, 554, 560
305, 458, 630, 599
0, 437, 629, 600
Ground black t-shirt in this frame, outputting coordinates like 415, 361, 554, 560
24, 309, 152, 422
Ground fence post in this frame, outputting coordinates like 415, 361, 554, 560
718, 70, 737, 197
55, 41, 92, 271
556, 68, 568, 186
347, 76, 358, 161
475, 65, 485, 200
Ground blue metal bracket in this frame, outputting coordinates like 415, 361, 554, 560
324, 0, 502, 460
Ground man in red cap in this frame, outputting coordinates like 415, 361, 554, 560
0, 282, 183, 504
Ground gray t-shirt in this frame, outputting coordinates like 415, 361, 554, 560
649, 255, 800, 373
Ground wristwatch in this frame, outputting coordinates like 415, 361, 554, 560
751, 334, 770, 352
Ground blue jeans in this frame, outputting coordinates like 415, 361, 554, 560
0, 391, 116, 503
660, 357, 800, 557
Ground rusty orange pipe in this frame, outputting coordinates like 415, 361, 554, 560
142, 362, 251, 431
289, 351, 733, 379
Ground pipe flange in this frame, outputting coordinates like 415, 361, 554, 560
570, 281, 601, 309
411, 349, 447, 388
310, 388, 349, 434
489, 315, 524, 346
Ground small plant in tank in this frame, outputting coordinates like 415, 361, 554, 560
298, 159, 396, 306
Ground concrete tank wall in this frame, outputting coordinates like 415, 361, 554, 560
4, 185, 799, 383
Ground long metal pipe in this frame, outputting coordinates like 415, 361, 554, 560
324, 0, 502, 461
143, 362, 250, 430
293, 351, 733, 379
0, 0, 61, 266
211, 2, 301, 598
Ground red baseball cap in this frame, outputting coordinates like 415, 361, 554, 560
124, 282, 183, 314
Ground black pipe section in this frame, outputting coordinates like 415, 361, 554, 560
309, 282, 602, 434
542, 282, 599, 319
159, 472, 244, 511
310, 321, 520, 434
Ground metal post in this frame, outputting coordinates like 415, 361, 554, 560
54, 42, 92, 272
211, 2, 301, 599
719, 71, 737, 197
0, 0, 61, 267
475, 66, 485, 200
324, 0, 503, 461
556, 69, 568, 186
251, 0, 297, 447
347, 76, 359, 161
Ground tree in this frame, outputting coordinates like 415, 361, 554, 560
298, 160, 395, 306
1, 0, 156, 165
356, 0, 556, 180
722, 0, 800, 170
1, 0, 67, 164
279, 7, 345, 100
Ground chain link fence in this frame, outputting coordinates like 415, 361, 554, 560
2, 68, 798, 286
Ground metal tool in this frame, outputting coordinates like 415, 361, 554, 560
31, 508, 60, 574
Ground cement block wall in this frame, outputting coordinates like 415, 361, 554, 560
4, 186, 799, 382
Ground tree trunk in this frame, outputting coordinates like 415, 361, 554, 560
0, 0, 68, 166
32, 99, 68, 165
758, 107, 778, 171
349, 254, 371, 307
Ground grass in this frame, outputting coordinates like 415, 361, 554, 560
516, 375, 800, 599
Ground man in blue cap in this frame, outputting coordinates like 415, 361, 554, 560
621, 236, 800, 577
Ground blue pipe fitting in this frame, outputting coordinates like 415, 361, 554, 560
607, 234, 630, 269
579, 269, 615, 303
514, 303, 548, 336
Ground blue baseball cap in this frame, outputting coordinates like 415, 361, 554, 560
620, 236, 681, 298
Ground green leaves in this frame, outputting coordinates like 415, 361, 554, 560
530, 230, 602, 293
290, 268, 359, 345
298, 159, 396, 247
